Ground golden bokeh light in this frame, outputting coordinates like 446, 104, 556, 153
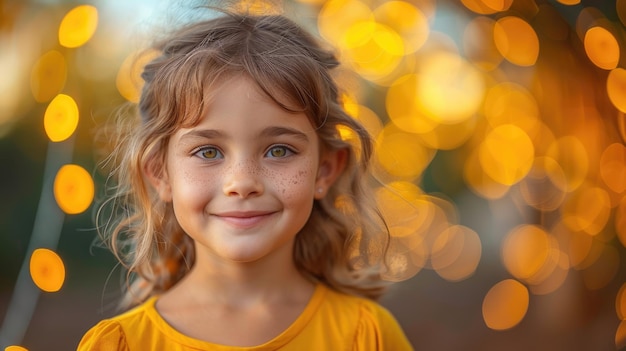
58, 5, 99, 48
116, 49, 160, 103
562, 185, 611, 236
53, 164, 94, 215
607, 68, 626, 113
528, 253, 569, 295
502, 225, 552, 281
553, 221, 593, 269
483, 82, 540, 131
601, 143, 626, 194
556, 0, 580, 4
547, 136, 589, 192
479, 124, 534, 186
617, 283, 626, 320
617, 320, 626, 350
431, 225, 482, 282
482, 279, 529, 330
373, 1, 429, 54
345, 102, 383, 139
493, 16, 539, 66
30, 50, 67, 103
584, 26, 620, 70
481, 0, 513, 11
386, 74, 437, 134
464, 147, 511, 199
5, 346, 28, 351
417, 116, 477, 150
461, 0, 499, 15
29, 248, 65, 293
44, 94, 79, 142
342, 20, 405, 82
417, 51, 484, 124
318, 0, 373, 46
374, 124, 435, 181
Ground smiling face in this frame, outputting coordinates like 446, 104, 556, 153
150, 76, 341, 266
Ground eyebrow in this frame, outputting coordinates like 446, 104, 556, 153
180, 126, 310, 142
260, 126, 310, 142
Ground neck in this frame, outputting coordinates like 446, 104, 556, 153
170, 242, 314, 307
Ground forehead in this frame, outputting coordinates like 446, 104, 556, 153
175, 76, 318, 139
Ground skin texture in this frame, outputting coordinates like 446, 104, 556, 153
147, 76, 346, 346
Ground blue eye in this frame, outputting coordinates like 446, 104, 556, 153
266, 146, 294, 158
194, 147, 223, 159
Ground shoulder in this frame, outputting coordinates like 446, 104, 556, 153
320, 286, 414, 351
77, 318, 128, 351
76, 297, 156, 351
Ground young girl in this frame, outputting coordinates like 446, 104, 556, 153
78, 10, 413, 351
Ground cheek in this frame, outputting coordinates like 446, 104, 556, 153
266, 163, 317, 201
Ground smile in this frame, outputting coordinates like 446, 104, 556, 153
213, 211, 277, 228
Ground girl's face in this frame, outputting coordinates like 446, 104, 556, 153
151, 76, 340, 265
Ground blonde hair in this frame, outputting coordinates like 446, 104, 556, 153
98, 11, 390, 309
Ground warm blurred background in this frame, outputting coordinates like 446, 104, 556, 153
1, 0, 626, 350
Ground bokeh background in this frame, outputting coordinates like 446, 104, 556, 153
1, 0, 626, 350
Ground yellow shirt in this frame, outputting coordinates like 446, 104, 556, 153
77, 284, 413, 350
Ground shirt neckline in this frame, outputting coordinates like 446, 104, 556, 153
144, 283, 327, 350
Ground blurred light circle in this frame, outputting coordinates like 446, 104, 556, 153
116, 49, 160, 103
375, 124, 434, 180
600, 143, 626, 194
617, 320, 626, 350
318, 0, 373, 45
431, 225, 482, 282
493, 16, 539, 66
44, 94, 79, 142
482, 279, 529, 330
479, 124, 534, 186
53, 164, 95, 214
547, 136, 589, 192
607, 68, 626, 113
562, 185, 611, 236
502, 225, 552, 281
5, 347, 29, 351
387, 74, 438, 134
417, 52, 485, 124
373, 1, 429, 54
342, 20, 405, 82
58, 5, 99, 48
30, 50, 67, 103
30, 248, 65, 293
617, 283, 626, 320
464, 147, 511, 199
584, 26, 620, 70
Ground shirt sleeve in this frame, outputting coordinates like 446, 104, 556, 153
76, 319, 129, 351
354, 301, 414, 351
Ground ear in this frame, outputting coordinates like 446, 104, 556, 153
314, 148, 348, 199
144, 158, 172, 202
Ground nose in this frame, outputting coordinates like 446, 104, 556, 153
222, 161, 264, 198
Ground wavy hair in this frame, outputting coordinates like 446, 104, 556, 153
97, 11, 390, 309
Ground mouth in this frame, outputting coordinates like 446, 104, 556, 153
213, 211, 277, 228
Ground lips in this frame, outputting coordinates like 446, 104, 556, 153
213, 211, 276, 228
